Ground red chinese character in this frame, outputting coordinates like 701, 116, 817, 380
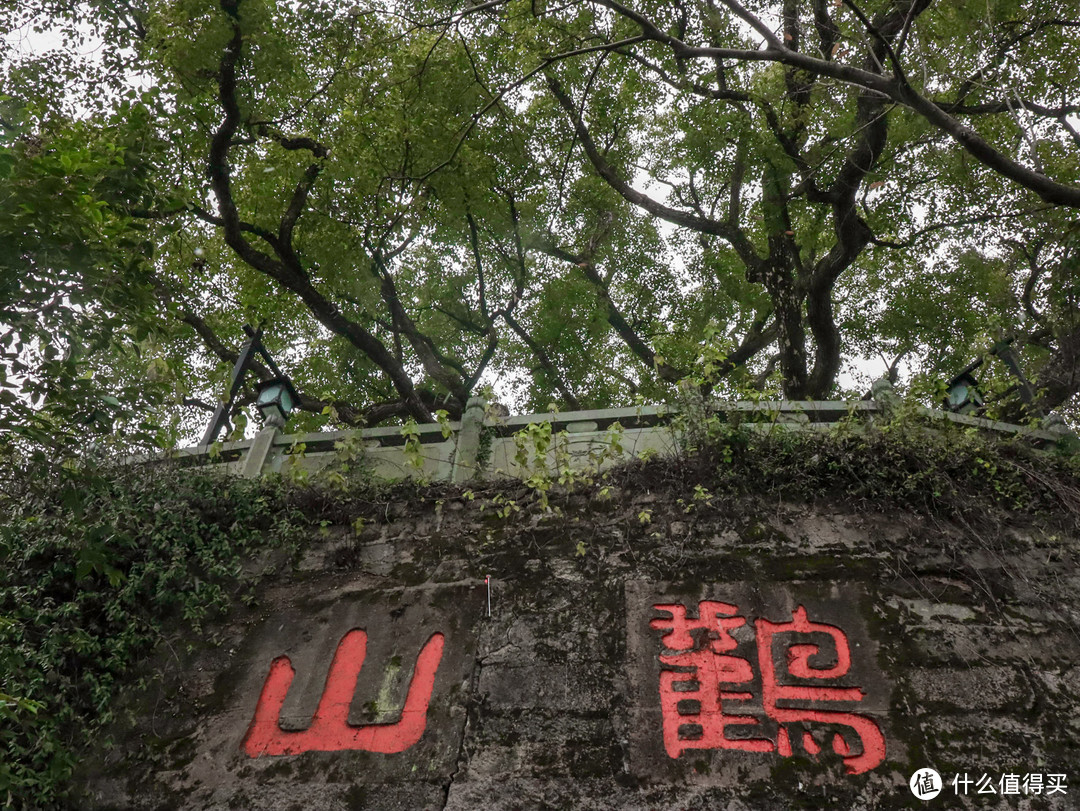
653, 601, 886, 775
243, 629, 444, 757
653, 602, 771, 758
650, 601, 747, 654
756, 606, 885, 775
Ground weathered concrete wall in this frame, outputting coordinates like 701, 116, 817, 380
81, 468, 1079, 810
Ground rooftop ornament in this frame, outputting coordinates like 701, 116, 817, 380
199, 324, 299, 446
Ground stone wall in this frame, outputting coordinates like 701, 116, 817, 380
81, 459, 1079, 810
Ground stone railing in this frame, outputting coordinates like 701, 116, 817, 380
167, 380, 1072, 481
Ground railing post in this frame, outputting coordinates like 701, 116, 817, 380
1043, 411, 1080, 451
870, 377, 900, 420
242, 426, 280, 478
451, 397, 486, 484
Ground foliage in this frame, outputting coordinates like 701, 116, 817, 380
3, 0, 1078, 445
681, 408, 1080, 523
0, 95, 173, 467
400, 417, 426, 477
506, 415, 628, 510
0, 460, 304, 809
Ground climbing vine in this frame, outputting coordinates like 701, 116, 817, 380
0, 460, 305, 809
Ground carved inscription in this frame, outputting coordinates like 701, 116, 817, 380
651, 601, 885, 775
243, 629, 445, 757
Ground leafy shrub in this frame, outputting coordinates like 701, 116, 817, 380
692, 414, 1080, 523
0, 460, 303, 809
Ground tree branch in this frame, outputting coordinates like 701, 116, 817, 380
544, 69, 763, 269
208, 0, 435, 422
502, 311, 582, 410
596, 0, 1080, 208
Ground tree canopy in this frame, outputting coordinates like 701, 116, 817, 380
2, 0, 1079, 452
